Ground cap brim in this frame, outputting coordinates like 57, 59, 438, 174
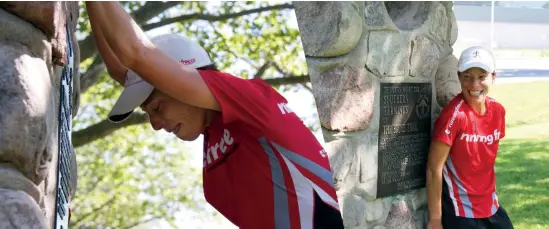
108, 81, 154, 123
458, 61, 494, 73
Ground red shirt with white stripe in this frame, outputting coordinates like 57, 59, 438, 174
198, 69, 340, 229
433, 93, 506, 218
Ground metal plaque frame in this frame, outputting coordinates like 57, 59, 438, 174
376, 82, 432, 198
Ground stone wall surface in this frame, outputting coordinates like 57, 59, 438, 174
0, 2, 80, 228
294, 1, 460, 228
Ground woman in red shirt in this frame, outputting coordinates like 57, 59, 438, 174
85, 2, 344, 229
426, 46, 514, 229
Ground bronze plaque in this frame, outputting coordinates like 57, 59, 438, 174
376, 83, 432, 198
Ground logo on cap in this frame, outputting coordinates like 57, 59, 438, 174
180, 58, 196, 65
473, 51, 480, 58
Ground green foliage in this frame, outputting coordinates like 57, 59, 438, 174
77, 2, 90, 39
171, 2, 305, 84
490, 81, 549, 229
77, 1, 146, 39
496, 139, 549, 229
70, 123, 202, 229
71, 1, 312, 228
489, 81, 549, 128
72, 72, 206, 229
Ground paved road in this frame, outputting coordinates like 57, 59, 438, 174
495, 69, 549, 84
497, 69, 549, 77
496, 58, 549, 70
491, 58, 549, 84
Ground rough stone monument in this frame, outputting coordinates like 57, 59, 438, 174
0, 2, 80, 228
294, 1, 461, 228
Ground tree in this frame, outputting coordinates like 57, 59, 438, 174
70, 2, 316, 228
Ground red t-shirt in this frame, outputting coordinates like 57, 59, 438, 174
198, 70, 340, 228
432, 93, 506, 218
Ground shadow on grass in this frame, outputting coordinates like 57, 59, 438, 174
496, 139, 549, 228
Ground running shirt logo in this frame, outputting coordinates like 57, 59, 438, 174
204, 129, 239, 170
445, 100, 464, 135
277, 102, 294, 115
459, 129, 501, 145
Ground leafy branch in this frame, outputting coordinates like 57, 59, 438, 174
141, 3, 293, 31
72, 112, 149, 148
79, 2, 294, 93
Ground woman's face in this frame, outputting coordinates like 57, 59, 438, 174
141, 90, 207, 141
458, 67, 496, 106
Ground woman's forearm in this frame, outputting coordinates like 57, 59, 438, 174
426, 166, 443, 221
87, 3, 127, 85
84, 1, 220, 111
85, 1, 151, 68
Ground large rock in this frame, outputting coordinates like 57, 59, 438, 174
294, 2, 364, 57
366, 32, 411, 77
410, 36, 441, 79
295, 1, 460, 228
434, 55, 461, 107
0, 188, 49, 229
312, 66, 377, 131
324, 131, 379, 200
305, 26, 370, 77
0, 2, 80, 228
0, 2, 79, 66
0, 6, 56, 189
385, 2, 431, 31
363, 2, 399, 31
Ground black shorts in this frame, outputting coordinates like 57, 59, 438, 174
313, 191, 344, 229
442, 206, 514, 229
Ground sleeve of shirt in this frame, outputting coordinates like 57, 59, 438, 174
432, 104, 464, 147
198, 69, 279, 130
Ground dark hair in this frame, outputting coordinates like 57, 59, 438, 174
197, 63, 219, 71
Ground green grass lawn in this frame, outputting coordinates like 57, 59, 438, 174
489, 81, 549, 229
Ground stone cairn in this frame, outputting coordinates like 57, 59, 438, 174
0, 2, 80, 228
294, 2, 461, 229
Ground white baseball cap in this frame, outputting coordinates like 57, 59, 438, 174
457, 46, 496, 73
107, 34, 213, 123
